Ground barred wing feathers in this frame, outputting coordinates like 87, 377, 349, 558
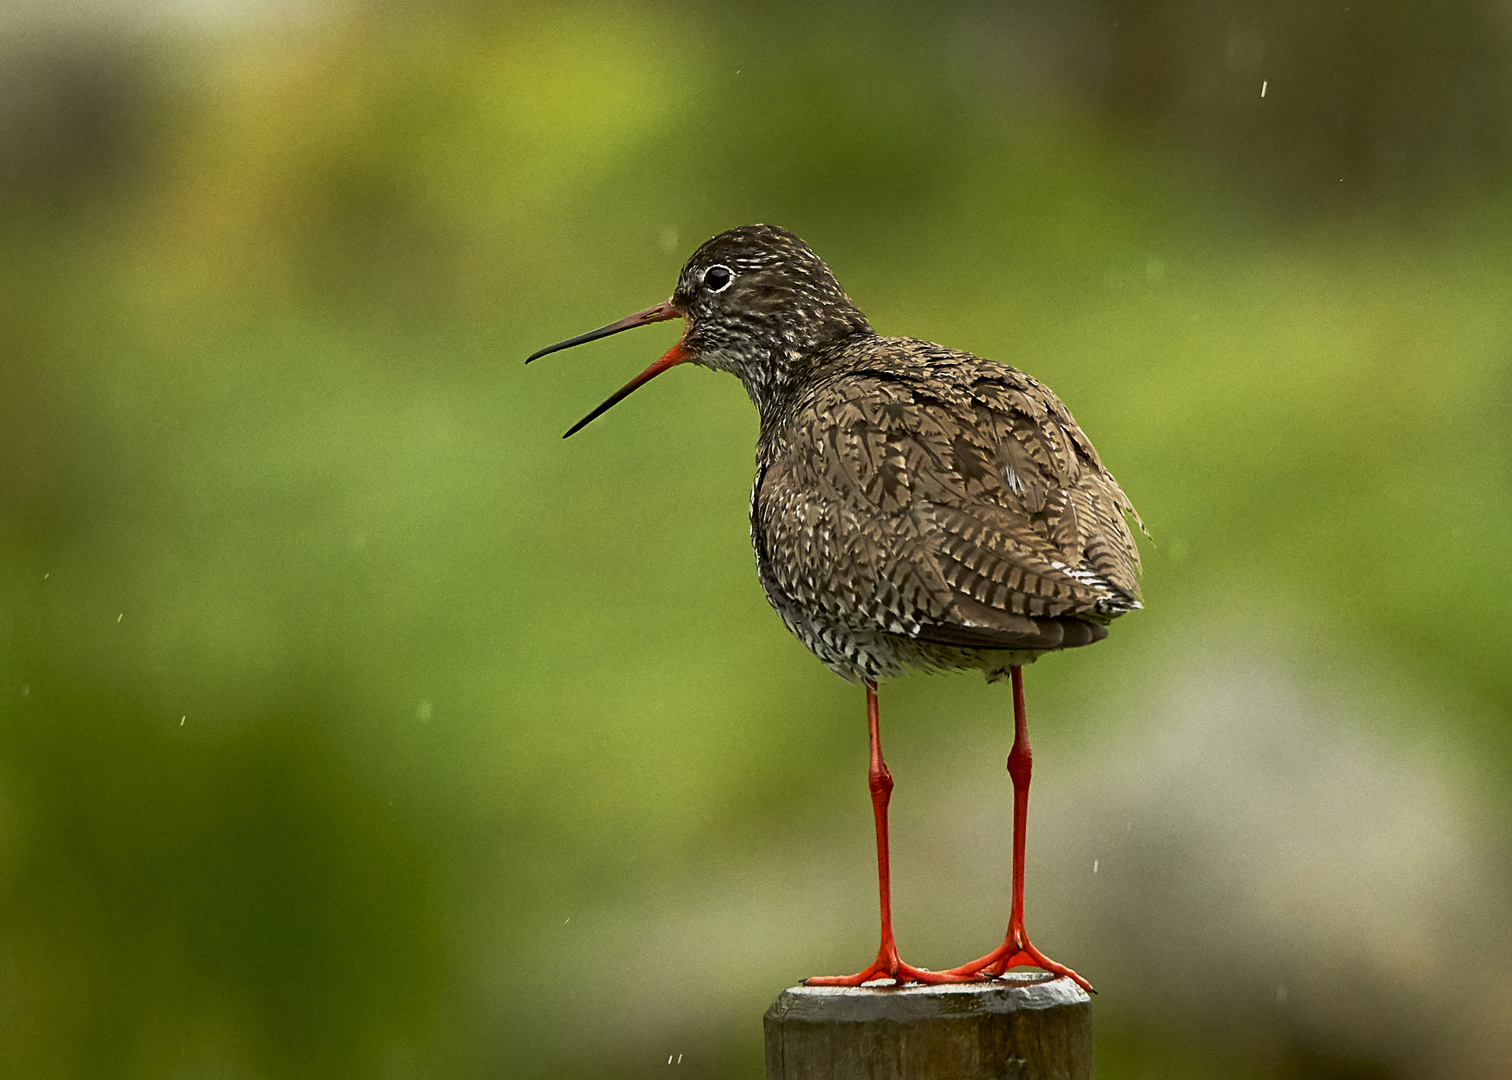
756, 339, 1141, 655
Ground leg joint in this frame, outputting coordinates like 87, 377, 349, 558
1006, 740, 1032, 785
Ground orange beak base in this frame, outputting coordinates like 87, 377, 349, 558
525, 298, 689, 438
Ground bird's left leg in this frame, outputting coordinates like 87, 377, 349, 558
944, 665, 1093, 992
806, 681, 969, 986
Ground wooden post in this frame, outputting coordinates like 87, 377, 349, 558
764, 975, 1092, 1080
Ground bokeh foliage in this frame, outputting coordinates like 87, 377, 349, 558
1, 1, 1509, 1077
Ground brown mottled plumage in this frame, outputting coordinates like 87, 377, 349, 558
752, 336, 1141, 685
527, 224, 1143, 991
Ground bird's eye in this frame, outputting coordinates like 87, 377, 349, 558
703, 264, 733, 293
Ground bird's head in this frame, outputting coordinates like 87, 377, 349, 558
527, 224, 870, 436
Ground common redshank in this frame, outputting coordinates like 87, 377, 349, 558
527, 225, 1143, 992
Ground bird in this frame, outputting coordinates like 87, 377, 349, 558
526, 224, 1142, 991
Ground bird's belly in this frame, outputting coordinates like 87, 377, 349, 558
769, 602, 913, 684
753, 557, 1048, 685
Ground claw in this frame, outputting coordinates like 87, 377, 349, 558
807, 942, 975, 987
945, 931, 1093, 993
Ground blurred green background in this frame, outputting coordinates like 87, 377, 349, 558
2, 1, 1510, 1077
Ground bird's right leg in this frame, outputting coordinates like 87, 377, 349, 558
944, 665, 1093, 992
806, 681, 969, 987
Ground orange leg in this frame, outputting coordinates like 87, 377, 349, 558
944, 666, 1094, 993
806, 681, 970, 987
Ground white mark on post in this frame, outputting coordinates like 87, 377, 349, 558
1261, 80, 1267, 97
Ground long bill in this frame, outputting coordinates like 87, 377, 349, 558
524, 298, 690, 438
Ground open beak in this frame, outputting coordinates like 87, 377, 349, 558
525, 298, 687, 438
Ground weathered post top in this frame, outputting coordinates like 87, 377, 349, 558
764, 975, 1092, 1080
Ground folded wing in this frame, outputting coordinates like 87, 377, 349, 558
756, 342, 1141, 654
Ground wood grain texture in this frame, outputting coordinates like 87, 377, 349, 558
764, 976, 1093, 1080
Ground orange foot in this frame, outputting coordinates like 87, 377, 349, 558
806, 939, 975, 987
944, 929, 1094, 993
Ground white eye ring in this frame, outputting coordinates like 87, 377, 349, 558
703, 264, 734, 293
